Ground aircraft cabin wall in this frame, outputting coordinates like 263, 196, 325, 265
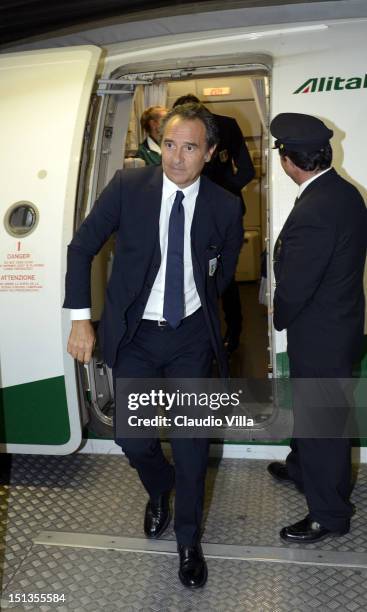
167, 75, 268, 283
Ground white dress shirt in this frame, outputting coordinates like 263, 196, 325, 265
297, 167, 331, 198
70, 172, 201, 321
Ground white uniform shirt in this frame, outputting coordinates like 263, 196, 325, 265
146, 135, 161, 155
297, 167, 331, 197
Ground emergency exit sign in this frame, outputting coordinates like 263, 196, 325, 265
203, 87, 231, 96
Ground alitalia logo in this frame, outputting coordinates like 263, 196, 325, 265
294, 74, 367, 94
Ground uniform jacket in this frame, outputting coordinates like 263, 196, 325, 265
64, 166, 243, 375
274, 168, 367, 368
135, 138, 161, 166
202, 114, 255, 212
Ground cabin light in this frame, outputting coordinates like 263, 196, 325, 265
203, 87, 231, 96
264, 78, 270, 98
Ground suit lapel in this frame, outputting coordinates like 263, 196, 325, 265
142, 167, 163, 258
191, 176, 212, 253
190, 177, 213, 298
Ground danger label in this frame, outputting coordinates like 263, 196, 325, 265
0, 243, 44, 291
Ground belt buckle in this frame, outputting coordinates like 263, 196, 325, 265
158, 319, 168, 327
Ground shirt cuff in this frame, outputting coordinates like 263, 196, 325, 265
70, 308, 91, 320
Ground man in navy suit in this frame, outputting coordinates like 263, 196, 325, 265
64, 103, 243, 588
267, 113, 367, 543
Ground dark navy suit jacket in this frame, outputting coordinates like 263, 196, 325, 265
64, 166, 243, 375
203, 114, 255, 213
273, 168, 367, 369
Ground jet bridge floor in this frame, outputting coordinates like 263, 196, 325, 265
1, 453, 367, 611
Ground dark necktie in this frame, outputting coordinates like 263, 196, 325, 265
163, 190, 185, 328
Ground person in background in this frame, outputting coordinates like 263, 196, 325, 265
135, 105, 168, 165
173, 94, 255, 354
268, 112, 367, 543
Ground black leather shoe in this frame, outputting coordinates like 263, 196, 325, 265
178, 544, 208, 588
280, 515, 349, 544
144, 491, 171, 539
267, 462, 304, 493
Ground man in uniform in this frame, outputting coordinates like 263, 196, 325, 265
173, 94, 255, 354
64, 103, 243, 586
268, 112, 367, 542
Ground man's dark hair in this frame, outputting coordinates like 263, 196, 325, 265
173, 94, 200, 107
279, 144, 332, 171
161, 102, 219, 149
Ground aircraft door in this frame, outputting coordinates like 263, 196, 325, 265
77, 81, 138, 438
0, 46, 101, 454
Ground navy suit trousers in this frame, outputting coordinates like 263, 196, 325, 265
113, 308, 213, 546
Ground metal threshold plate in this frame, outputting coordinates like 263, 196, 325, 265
34, 531, 367, 569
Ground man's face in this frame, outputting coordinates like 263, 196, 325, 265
280, 153, 305, 185
161, 116, 215, 188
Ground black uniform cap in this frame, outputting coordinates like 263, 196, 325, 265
270, 113, 333, 152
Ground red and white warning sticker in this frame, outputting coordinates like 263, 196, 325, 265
0, 242, 45, 292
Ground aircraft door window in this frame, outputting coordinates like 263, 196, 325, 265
4, 201, 39, 237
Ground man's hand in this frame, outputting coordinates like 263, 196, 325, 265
67, 320, 96, 364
